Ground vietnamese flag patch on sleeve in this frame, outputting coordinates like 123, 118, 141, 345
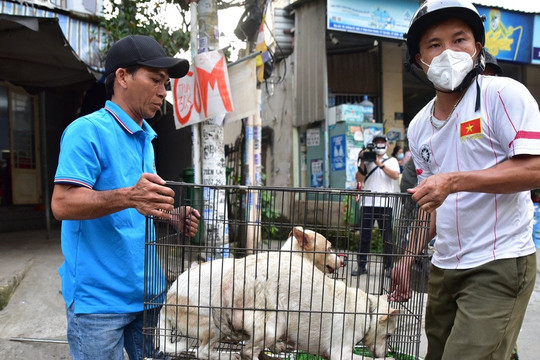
460, 117, 482, 140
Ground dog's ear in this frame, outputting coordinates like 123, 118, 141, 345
292, 226, 303, 240
293, 227, 315, 249
293, 226, 303, 234
289, 226, 302, 238
379, 308, 400, 322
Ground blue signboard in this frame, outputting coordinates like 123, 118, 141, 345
311, 159, 324, 187
331, 134, 346, 172
477, 6, 534, 64
327, 1, 537, 65
533, 15, 540, 64
327, 0, 419, 40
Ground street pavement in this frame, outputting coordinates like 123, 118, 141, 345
0, 228, 70, 359
1, 228, 539, 359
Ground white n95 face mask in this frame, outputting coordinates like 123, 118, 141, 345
421, 49, 475, 91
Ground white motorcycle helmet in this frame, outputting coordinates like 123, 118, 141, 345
404, 0, 486, 93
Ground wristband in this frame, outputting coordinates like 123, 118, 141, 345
380, 164, 385, 170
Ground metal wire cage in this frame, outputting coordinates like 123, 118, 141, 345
144, 182, 431, 360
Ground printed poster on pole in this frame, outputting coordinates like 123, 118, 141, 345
172, 50, 234, 129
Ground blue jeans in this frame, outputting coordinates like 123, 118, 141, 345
66, 303, 160, 360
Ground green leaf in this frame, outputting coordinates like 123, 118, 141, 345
100, 0, 191, 58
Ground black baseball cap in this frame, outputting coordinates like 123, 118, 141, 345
105, 35, 189, 78
372, 132, 387, 142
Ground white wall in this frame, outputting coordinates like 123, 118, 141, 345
261, 56, 296, 187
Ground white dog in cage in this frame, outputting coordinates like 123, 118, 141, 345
213, 251, 399, 360
158, 226, 344, 357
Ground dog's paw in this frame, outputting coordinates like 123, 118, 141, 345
208, 352, 227, 360
266, 341, 287, 354
227, 353, 242, 360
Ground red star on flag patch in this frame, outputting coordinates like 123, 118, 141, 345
460, 118, 482, 140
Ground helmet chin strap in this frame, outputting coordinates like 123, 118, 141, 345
474, 74, 481, 112
443, 62, 482, 112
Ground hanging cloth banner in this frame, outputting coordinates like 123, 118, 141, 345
225, 57, 258, 123
172, 50, 234, 129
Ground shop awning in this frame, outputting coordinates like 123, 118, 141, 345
0, 14, 98, 88
473, 0, 540, 13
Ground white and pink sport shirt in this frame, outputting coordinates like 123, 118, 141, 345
408, 75, 540, 269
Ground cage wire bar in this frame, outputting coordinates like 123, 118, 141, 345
144, 182, 431, 360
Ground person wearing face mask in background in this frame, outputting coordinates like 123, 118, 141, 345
392, 145, 405, 192
392, 145, 405, 173
391, 1, 540, 359
352, 133, 400, 276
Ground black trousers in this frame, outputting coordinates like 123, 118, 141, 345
357, 206, 393, 270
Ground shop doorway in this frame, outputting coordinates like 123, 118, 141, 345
402, 64, 435, 130
0, 84, 41, 206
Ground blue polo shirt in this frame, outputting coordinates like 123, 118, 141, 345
55, 100, 164, 314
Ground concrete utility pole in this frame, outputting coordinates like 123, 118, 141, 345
196, 0, 229, 259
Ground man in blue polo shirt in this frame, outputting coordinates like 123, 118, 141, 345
51, 35, 200, 360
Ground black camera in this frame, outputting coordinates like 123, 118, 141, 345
360, 143, 377, 163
